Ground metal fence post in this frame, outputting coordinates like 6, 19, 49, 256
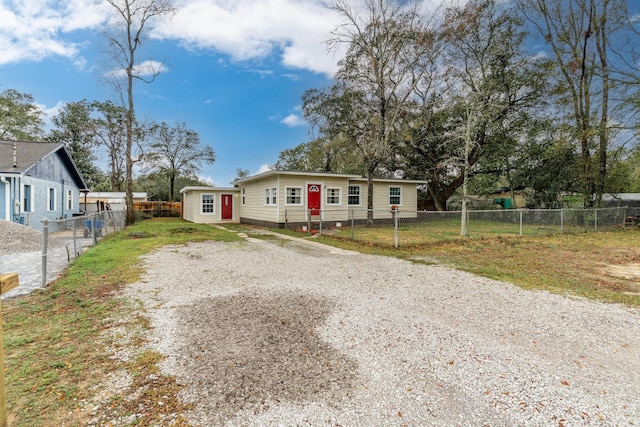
92, 214, 97, 244
560, 209, 564, 233
41, 219, 48, 286
351, 209, 354, 240
519, 210, 523, 236
72, 218, 77, 259
394, 210, 399, 248
594, 208, 598, 232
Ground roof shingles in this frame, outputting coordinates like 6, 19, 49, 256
0, 140, 62, 173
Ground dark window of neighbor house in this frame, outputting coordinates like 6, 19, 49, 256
348, 185, 360, 205
48, 188, 56, 211
23, 185, 32, 212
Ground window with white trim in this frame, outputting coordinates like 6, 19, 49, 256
241, 187, 246, 206
389, 186, 401, 205
286, 187, 302, 205
264, 187, 277, 206
326, 187, 341, 205
66, 190, 73, 210
47, 188, 56, 211
348, 185, 360, 205
201, 193, 215, 214
23, 184, 32, 212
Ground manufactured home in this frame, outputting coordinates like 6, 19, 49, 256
180, 171, 426, 228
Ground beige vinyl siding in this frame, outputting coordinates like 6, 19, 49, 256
234, 172, 423, 225
239, 175, 280, 224
348, 180, 418, 220
183, 191, 195, 222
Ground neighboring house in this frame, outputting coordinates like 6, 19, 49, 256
0, 140, 87, 231
180, 171, 426, 228
602, 193, 640, 208
82, 191, 148, 213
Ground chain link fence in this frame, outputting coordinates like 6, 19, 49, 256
41, 210, 126, 285
284, 206, 640, 248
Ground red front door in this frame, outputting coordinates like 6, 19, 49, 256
221, 194, 233, 220
307, 184, 321, 216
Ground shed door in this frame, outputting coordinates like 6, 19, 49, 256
307, 184, 321, 216
221, 194, 233, 220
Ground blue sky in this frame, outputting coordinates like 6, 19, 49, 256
0, 0, 446, 187
0, 0, 358, 187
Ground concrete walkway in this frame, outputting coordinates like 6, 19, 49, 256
1, 236, 96, 300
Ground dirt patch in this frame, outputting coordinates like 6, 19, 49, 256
172, 291, 361, 424
605, 263, 640, 280
605, 263, 640, 294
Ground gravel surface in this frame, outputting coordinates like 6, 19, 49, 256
125, 234, 640, 426
0, 219, 93, 298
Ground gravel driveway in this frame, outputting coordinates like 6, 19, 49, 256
125, 233, 640, 426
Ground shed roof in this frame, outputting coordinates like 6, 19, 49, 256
180, 186, 238, 193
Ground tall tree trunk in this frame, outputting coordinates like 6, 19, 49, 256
594, 0, 610, 208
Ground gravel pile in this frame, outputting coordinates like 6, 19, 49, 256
125, 237, 640, 426
0, 219, 45, 255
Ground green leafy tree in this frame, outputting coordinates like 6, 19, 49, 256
91, 101, 130, 191
48, 100, 108, 190
143, 121, 215, 201
0, 89, 45, 141
135, 172, 210, 201
401, 0, 549, 211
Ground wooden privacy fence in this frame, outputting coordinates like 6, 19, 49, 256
133, 201, 182, 217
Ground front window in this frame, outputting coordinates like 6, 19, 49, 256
286, 187, 302, 205
348, 185, 360, 205
201, 194, 215, 214
389, 186, 401, 206
241, 187, 246, 206
326, 187, 341, 205
47, 188, 56, 211
265, 187, 277, 206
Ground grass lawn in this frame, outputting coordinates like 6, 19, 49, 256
305, 227, 640, 306
2, 218, 242, 427
3, 218, 638, 426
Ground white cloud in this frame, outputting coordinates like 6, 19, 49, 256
107, 60, 169, 79
255, 164, 273, 175
281, 114, 306, 127
0, 0, 109, 65
0, 0, 454, 75
152, 0, 345, 76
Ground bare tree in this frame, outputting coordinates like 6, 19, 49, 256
144, 121, 216, 201
329, 0, 437, 223
102, 0, 176, 223
516, 0, 631, 207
